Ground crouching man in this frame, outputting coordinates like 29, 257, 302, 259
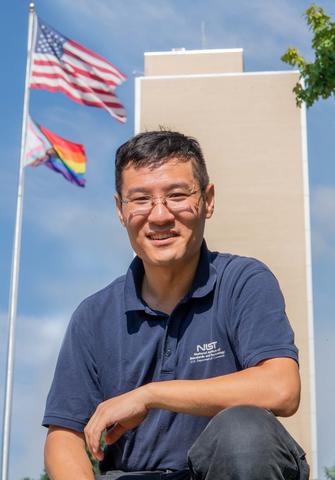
43, 130, 309, 479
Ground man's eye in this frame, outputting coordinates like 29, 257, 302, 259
131, 196, 151, 205
167, 192, 188, 202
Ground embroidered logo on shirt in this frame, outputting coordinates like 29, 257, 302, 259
190, 341, 225, 363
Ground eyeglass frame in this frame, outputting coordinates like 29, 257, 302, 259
119, 184, 204, 215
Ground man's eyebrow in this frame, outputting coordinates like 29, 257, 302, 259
126, 182, 192, 196
165, 182, 192, 190
126, 187, 151, 195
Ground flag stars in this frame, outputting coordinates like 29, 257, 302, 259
36, 23, 66, 56
36, 28, 65, 57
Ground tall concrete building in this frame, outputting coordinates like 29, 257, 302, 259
135, 49, 317, 477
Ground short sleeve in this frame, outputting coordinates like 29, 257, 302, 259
229, 264, 299, 369
42, 303, 103, 432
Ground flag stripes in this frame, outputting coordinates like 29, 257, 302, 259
30, 82, 126, 115
25, 117, 87, 187
30, 18, 127, 122
31, 59, 120, 90
32, 58, 121, 86
65, 40, 127, 79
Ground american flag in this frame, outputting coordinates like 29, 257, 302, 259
30, 17, 127, 123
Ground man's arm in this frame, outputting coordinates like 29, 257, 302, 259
146, 357, 300, 416
84, 357, 300, 460
45, 426, 95, 480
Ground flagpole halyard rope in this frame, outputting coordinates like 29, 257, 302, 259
1, 4, 36, 480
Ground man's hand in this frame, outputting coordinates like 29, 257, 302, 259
84, 358, 300, 461
84, 386, 150, 460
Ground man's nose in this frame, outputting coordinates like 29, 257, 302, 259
147, 199, 175, 224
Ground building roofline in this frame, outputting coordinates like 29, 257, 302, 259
144, 48, 243, 56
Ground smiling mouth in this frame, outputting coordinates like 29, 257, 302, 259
147, 232, 178, 240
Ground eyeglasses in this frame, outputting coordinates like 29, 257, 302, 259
121, 186, 202, 216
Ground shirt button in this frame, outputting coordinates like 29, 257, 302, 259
165, 348, 171, 357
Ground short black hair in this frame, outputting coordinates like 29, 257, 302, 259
115, 130, 209, 195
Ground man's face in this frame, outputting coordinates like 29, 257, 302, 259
115, 158, 214, 269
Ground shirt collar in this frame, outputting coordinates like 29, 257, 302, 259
184, 241, 217, 300
124, 240, 217, 313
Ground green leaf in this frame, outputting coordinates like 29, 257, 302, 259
281, 3, 335, 107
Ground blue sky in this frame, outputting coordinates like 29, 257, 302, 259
0, 0, 334, 478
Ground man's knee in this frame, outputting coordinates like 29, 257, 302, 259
190, 405, 273, 459
188, 406, 309, 480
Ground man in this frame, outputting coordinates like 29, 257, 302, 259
43, 130, 309, 479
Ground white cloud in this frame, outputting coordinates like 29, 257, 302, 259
24, 181, 122, 243
0, 312, 67, 480
17, 208, 131, 315
15, 314, 67, 365
57, 0, 179, 27
315, 321, 335, 476
51, 0, 314, 68
252, 0, 308, 38
311, 186, 335, 228
311, 185, 335, 259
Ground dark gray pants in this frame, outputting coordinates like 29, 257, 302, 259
96, 406, 310, 480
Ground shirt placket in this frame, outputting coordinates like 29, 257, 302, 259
159, 307, 182, 380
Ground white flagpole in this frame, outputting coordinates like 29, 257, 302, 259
1, 4, 36, 480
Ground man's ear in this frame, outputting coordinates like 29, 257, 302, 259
204, 183, 215, 219
115, 193, 125, 227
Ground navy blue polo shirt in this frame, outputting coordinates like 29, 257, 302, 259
43, 242, 298, 472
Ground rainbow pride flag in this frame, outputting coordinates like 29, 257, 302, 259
24, 116, 86, 187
